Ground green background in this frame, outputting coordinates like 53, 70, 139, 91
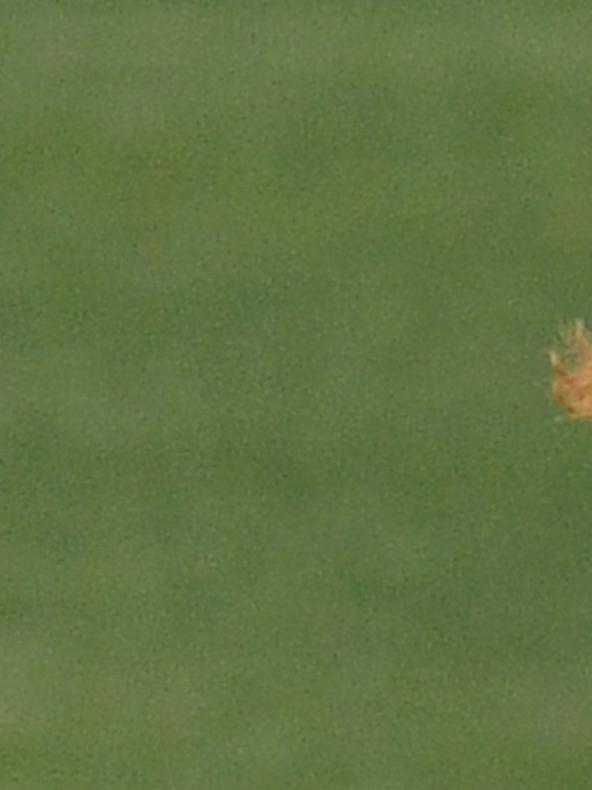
2, 4, 592, 788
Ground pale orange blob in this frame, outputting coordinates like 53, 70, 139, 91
551, 321, 592, 419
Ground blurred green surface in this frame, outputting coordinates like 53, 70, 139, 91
3, 4, 592, 788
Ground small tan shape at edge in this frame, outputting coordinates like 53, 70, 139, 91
551, 321, 592, 420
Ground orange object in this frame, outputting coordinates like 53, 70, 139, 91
550, 321, 592, 419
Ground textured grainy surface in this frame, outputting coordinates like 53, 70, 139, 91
2, 4, 592, 788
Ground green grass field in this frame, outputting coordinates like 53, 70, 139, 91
3, 4, 592, 788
